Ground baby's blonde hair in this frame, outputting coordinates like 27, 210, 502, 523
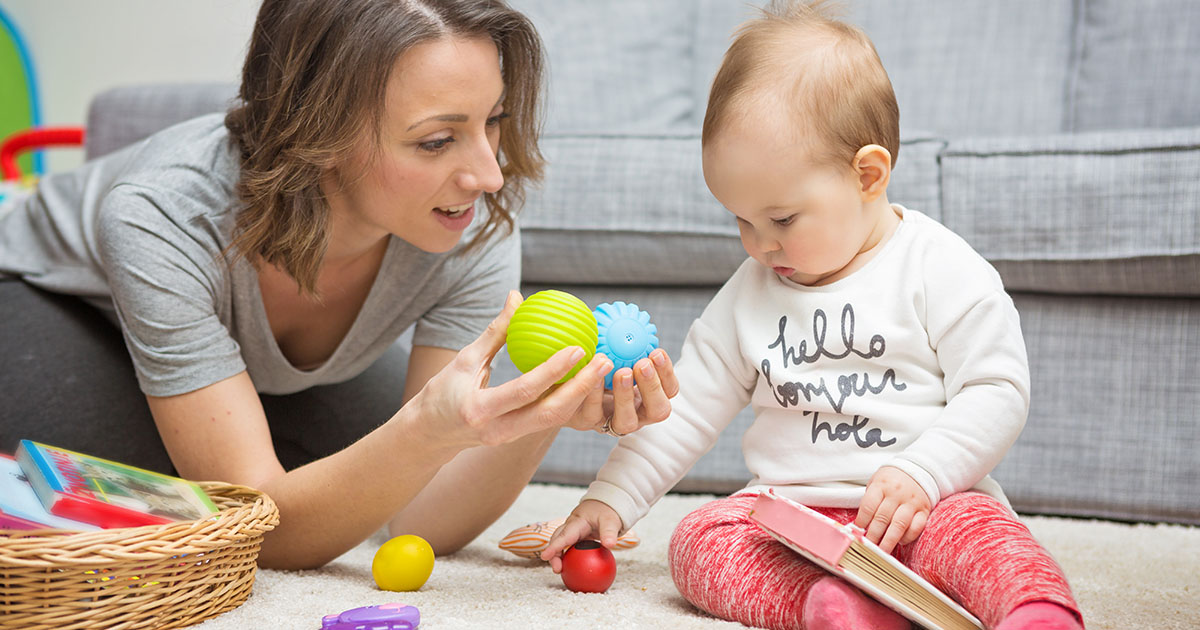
702, 0, 899, 169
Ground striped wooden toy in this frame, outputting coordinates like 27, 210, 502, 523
498, 517, 640, 558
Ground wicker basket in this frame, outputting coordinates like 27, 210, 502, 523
0, 482, 279, 630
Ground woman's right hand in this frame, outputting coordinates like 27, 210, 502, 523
409, 290, 614, 452
540, 499, 623, 572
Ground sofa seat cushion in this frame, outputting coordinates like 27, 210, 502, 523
941, 127, 1200, 296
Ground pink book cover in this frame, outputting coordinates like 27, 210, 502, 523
749, 491, 983, 630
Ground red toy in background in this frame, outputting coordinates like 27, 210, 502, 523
559, 540, 616, 593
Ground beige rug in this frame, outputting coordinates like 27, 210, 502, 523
195, 484, 1200, 630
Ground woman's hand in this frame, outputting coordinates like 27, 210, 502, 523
409, 291, 614, 452
854, 466, 932, 553
569, 349, 679, 437
540, 499, 624, 572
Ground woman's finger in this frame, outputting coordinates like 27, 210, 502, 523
608, 367, 637, 436
649, 349, 680, 398
630, 357, 672, 427
584, 379, 607, 433
460, 290, 523, 368
480, 345, 591, 417
523, 355, 612, 433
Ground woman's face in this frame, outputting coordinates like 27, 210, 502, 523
326, 35, 507, 254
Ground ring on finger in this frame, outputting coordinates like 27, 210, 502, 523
601, 415, 627, 438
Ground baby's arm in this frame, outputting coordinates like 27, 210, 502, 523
542, 276, 759, 564
882, 243, 1031, 519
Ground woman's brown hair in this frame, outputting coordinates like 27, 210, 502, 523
226, 0, 545, 295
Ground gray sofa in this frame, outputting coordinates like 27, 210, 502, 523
83, 0, 1198, 526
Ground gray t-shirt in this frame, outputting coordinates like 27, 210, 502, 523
0, 114, 520, 397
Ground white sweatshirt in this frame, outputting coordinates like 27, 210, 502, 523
583, 207, 1030, 531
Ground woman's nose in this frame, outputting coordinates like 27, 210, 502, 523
457, 134, 504, 194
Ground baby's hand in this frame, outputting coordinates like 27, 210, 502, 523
540, 500, 622, 573
854, 466, 932, 554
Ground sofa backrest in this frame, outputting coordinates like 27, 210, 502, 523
88, 1, 1200, 161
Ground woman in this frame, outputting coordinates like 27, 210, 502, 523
0, 0, 676, 569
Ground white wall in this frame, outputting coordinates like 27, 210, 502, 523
0, 0, 260, 171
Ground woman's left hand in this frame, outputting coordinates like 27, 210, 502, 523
569, 349, 679, 437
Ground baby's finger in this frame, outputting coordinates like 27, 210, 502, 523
878, 505, 914, 553
542, 517, 595, 568
855, 486, 884, 530
599, 514, 622, 549
649, 349, 680, 398
900, 510, 929, 546
864, 498, 897, 546
631, 358, 672, 427
608, 368, 637, 436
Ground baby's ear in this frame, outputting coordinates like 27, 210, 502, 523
852, 144, 892, 200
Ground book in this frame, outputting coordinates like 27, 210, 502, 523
0, 454, 100, 531
748, 491, 983, 630
15, 440, 219, 529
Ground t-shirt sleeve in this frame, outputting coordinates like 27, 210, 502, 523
412, 222, 521, 351
96, 184, 246, 397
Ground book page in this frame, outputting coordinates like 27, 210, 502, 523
840, 541, 981, 630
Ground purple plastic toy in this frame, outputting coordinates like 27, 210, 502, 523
321, 603, 420, 630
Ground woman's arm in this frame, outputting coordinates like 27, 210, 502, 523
147, 371, 457, 569
385, 345, 561, 554
149, 292, 612, 569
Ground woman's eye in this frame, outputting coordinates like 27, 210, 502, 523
419, 136, 455, 153
486, 112, 511, 127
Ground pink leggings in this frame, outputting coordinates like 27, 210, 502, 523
668, 492, 1080, 630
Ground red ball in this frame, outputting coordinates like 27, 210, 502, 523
560, 540, 616, 593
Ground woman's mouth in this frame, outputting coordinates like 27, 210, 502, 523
433, 202, 475, 230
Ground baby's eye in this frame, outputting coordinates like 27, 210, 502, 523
772, 214, 796, 226
419, 136, 455, 154
486, 112, 511, 127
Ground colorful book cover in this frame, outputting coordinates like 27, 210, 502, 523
0, 454, 100, 531
749, 491, 983, 630
15, 440, 219, 529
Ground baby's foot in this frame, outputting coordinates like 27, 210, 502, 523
802, 576, 910, 630
995, 601, 1083, 630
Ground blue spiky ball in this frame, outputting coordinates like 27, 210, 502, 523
594, 301, 659, 389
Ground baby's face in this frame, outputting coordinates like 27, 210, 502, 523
702, 118, 884, 286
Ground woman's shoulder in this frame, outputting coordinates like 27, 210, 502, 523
116, 113, 240, 206
97, 115, 241, 249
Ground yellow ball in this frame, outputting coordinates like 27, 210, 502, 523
371, 534, 435, 592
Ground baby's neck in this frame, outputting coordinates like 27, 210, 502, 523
809, 198, 901, 287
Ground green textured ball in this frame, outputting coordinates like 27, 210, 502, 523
506, 290, 598, 384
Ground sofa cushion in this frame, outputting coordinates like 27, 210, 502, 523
940, 127, 1200, 296
509, 0, 695, 134
692, 0, 1077, 137
993, 293, 1200, 525
85, 83, 237, 160
1071, 0, 1200, 132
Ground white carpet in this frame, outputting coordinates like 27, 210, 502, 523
195, 484, 1200, 630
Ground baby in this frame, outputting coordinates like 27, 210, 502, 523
542, 2, 1084, 630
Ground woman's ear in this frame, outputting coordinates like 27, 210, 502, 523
852, 144, 892, 201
